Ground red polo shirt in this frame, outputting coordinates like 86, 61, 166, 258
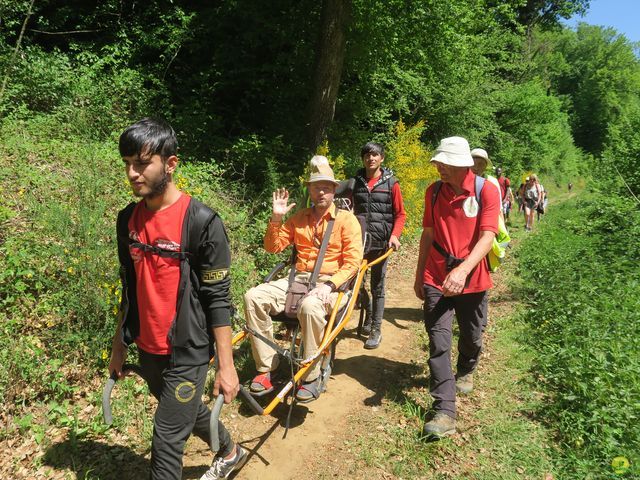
422, 169, 500, 293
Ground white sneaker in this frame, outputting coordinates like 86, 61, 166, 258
199, 444, 248, 480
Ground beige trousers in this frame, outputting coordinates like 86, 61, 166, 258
243, 272, 345, 380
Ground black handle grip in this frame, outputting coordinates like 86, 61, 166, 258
209, 394, 225, 453
102, 363, 144, 425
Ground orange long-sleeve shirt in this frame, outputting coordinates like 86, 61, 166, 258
264, 203, 363, 289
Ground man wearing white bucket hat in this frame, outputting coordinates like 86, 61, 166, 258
414, 136, 500, 438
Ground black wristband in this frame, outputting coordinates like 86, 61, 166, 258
324, 281, 337, 292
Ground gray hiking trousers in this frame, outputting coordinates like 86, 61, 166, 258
422, 285, 488, 419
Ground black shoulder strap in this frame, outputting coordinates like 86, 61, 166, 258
431, 180, 443, 224
184, 198, 216, 265
117, 202, 136, 242
310, 217, 336, 289
116, 202, 137, 271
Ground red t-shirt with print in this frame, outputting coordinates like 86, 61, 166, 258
128, 193, 191, 354
421, 169, 500, 293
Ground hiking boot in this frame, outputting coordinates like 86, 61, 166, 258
364, 329, 382, 349
200, 444, 248, 480
361, 318, 372, 336
455, 372, 474, 395
422, 412, 456, 439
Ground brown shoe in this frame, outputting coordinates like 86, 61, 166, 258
423, 412, 456, 438
455, 372, 474, 395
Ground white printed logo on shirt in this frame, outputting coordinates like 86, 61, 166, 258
463, 197, 479, 218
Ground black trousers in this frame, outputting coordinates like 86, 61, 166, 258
138, 349, 233, 480
422, 285, 488, 419
362, 249, 390, 329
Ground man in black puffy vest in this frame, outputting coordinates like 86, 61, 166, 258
351, 142, 406, 348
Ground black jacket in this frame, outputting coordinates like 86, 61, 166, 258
116, 197, 232, 366
352, 167, 397, 253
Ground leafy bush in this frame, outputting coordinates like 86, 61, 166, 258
386, 120, 438, 235
517, 194, 640, 478
0, 45, 158, 138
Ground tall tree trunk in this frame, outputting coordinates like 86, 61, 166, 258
305, 0, 350, 153
0, 0, 36, 106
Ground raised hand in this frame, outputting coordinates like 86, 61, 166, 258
272, 188, 296, 221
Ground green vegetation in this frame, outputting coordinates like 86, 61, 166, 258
517, 195, 640, 478
1, 0, 640, 477
347, 227, 558, 479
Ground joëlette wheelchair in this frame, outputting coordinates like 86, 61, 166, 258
102, 196, 393, 436
228, 196, 393, 421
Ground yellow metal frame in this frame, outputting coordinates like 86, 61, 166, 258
217, 248, 394, 416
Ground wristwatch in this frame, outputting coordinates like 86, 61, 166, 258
324, 281, 337, 292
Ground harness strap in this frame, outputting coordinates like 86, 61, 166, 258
286, 217, 336, 291
430, 175, 485, 268
120, 199, 215, 264
310, 218, 335, 289
431, 240, 464, 271
129, 241, 191, 260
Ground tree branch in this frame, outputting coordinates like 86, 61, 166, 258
28, 28, 100, 35
0, 0, 36, 106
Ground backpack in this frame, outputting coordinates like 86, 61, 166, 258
431, 176, 510, 273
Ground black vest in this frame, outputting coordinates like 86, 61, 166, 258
353, 168, 397, 253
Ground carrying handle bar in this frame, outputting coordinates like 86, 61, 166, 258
238, 385, 265, 415
209, 394, 225, 453
102, 363, 144, 425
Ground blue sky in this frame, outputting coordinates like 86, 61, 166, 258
563, 0, 640, 43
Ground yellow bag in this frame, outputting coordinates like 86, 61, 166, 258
487, 215, 510, 272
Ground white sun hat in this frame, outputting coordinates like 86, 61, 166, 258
431, 136, 474, 167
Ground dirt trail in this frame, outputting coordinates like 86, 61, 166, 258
182, 253, 423, 480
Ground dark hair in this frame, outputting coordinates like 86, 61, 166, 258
119, 117, 178, 159
360, 141, 385, 158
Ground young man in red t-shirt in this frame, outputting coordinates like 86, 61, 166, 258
108, 118, 246, 480
414, 136, 499, 439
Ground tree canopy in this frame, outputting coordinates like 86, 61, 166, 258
1, 0, 639, 192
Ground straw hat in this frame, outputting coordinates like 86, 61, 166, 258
307, 155, 339, 185
431, 137, 474, 167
